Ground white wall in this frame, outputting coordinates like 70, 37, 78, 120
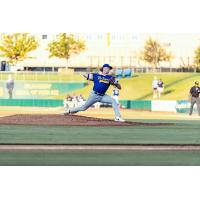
152, 100, 177, 112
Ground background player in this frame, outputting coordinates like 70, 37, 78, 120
64, 64, 125, 122
152, 76, 159, 99
157, 78, 164, 98
6, 75, 14, 99
189, 81, 200, 116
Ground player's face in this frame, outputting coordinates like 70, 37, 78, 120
102, 67, 110, 74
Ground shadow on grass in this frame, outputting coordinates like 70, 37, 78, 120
164, 89, 175, 95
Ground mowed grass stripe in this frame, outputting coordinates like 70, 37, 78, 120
0, 151, 200, 165
0, 120, 199, 144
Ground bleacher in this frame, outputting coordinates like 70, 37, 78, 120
115, 68, 133, 79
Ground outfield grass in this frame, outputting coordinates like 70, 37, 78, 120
0, 119, 199, 144
55, 72, 200, 100
1, 151, 200, 166
120, 73, 199, 100
0, 119, 200, 165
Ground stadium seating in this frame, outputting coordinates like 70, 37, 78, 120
123, 68, 132, 78
116, 69, 123, 79
116, 68, 133, 78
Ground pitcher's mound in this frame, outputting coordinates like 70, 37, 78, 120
0, 114, 173, 126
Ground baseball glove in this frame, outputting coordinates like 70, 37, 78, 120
109, 77, 117, 85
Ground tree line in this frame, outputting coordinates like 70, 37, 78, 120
0, 33, 200, 68
0, 33, 85, 67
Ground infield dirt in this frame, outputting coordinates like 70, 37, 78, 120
0, 114, 173, 126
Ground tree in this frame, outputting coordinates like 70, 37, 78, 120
0, 33, 39, 65
48, 33, 85, 66
140, 38, 172, 67
194, 46, 200, 67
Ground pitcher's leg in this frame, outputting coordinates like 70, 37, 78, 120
100, 94, 121, 117
69, 93, 98, 114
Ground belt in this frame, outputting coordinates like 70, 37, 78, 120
192, 96, 199, 98
94, 91, 105, 96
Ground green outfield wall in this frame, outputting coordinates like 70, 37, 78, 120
120, 100, 151, 110
0, 99, 63, 107
0, 81, 86, 99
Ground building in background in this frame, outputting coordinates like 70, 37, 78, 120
0, 33, 200, 71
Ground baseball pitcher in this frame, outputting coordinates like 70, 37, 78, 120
64, 64, 125, 122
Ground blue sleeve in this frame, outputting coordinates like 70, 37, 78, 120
93, 73, 98, 80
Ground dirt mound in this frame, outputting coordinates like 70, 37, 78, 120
0, 114, 173, 126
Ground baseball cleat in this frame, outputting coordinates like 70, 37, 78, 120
63, 108, 70, 115
115, 117, 125, 122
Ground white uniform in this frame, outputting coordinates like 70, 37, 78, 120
152, 80, 159, 89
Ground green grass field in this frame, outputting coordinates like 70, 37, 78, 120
0, 120, 199, 144
54, 72, 200, 100
0, 119, 200, 165
1, 71, 200, 165
1, 151, 200, 166
2, 72, 200, 100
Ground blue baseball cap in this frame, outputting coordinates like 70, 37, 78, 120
100, 64, 112, 71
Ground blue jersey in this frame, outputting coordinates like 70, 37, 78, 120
92, 73, 113, 95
